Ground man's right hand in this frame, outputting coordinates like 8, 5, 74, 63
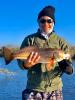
23, 52, 40, 68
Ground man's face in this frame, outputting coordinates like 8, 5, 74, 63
38, 16, 54, 33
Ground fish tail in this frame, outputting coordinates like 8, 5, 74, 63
2, 47, 13, 65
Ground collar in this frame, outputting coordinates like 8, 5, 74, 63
37, 29, 53, 40
41, 32, 49, 40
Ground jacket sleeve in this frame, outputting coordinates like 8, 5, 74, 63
58, 37, 74, 74
17, 36, 30, 70
58, 59, 73, 74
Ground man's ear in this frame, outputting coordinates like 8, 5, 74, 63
52, 22, 54, 27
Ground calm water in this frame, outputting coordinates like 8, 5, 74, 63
0, 58, 75, 100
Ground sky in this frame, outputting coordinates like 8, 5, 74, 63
0, 0, 75, 47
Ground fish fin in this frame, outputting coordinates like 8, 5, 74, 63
2, 47, 13, 65
46, 58, 55, 71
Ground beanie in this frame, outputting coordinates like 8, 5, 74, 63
37, 6, 55, 23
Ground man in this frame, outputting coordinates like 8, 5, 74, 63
18, 5, 73, 100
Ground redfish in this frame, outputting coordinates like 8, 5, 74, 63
0, 46, 70, 65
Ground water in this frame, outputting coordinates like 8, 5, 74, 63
0, 58, 75, 100
0, 58, 27, 100
62, 60, 75, 100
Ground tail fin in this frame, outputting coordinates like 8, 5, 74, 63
2, 47, 13, 65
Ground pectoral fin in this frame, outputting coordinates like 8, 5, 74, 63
46, 58, 55, 71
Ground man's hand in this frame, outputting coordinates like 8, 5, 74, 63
23, 52, 40, 68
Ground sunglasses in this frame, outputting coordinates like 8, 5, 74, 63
39, 19, 53, 24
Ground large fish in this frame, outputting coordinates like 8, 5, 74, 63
0, 46, 70, 65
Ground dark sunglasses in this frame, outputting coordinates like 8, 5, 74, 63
39, 19, 53, 24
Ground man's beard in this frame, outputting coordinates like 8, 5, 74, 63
46, 27, 54, 34
40, 23, 54, 34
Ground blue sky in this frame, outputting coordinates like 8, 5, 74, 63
0, 0, 75, 47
